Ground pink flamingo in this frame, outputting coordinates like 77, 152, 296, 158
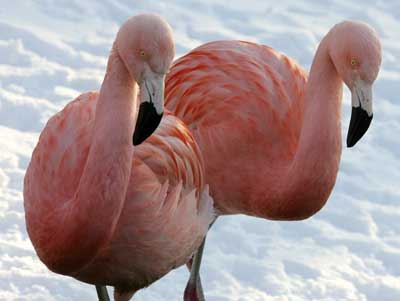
165, 21, 382, 300
24, 14, 214, 301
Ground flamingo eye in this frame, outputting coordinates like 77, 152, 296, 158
350, 59, 358, 67
140, 50, 146, 59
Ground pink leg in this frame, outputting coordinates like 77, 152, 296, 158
184, 216, 218, 301
184, 237, 206, 301
96, 285, 110, 301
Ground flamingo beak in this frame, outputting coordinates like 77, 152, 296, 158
346, 79, 373, 148
132, 73, 165, 146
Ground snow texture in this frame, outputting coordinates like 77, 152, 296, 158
0, 0, 399, 300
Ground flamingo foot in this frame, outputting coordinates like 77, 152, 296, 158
96, 285, 110, 301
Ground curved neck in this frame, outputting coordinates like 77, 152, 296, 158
53, 48, 137, 274
281, 36, 343, 219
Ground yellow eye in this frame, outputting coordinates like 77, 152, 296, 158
140, 50, 146, 58
351, 59, 357, 67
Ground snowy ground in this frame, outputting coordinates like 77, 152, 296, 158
0, 0, 399, 300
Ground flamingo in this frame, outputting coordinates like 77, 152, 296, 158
23, 14, 214, 301
165, 20, 382, 300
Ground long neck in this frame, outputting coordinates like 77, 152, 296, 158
280, 36, 343, 219
50, 48, 137, 274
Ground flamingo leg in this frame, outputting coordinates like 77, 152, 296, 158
96, 285, 110, 301
184, 217, 218, 301
184, 237, 206, 301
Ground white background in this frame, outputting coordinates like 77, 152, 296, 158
0, 0, 399, 300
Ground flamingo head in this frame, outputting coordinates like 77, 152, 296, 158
329, 20, 382, 147
116, 13, 175, 145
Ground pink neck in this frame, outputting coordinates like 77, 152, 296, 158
57, 49, 137, 273
280, 36, 343, 219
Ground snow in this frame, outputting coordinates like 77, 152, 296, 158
0, 0, 399, 300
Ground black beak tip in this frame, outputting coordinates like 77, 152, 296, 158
346, 140, 355, 148
132, 102, 163, 146
346, 106, 373, 148
346, 138, 357, 148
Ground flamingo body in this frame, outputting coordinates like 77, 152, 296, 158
24, 91, 213, 291
166, 21, 381, 221
166, 41, 313, 219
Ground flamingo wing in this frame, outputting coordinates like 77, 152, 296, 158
24, 92, 214, 292
165, 40, 307, 216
